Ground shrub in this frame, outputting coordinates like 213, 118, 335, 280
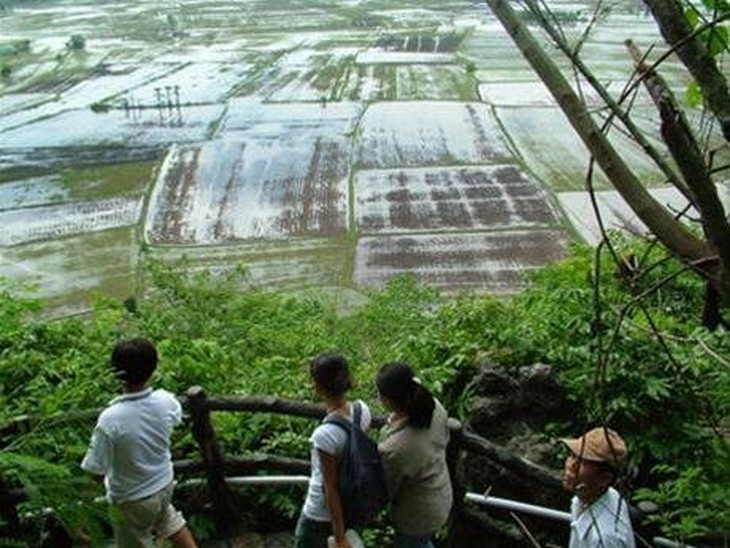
66, 34, 85, 51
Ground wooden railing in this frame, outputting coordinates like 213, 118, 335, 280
0, 386, 564, 541
180, 386, 563, 539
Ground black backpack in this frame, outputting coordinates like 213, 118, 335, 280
324, 401, 388, 528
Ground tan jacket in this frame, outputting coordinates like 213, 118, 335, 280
378, 399, 453, 535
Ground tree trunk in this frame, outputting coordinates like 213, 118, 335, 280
485, 0, 715, 279
701, 282, 724, 329
627, 40, 730, 311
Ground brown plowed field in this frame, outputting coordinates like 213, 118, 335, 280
354, 229, 570, 293
355, 165, 558, 233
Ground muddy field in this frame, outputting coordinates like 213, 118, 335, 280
147, 136, 350, 243
0, 0, 721, 312
355, 165, 559, 233
355, 230, 570, 293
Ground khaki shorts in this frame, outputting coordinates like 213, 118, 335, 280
112, 482, 186, 548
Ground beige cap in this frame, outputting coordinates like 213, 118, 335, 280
561, 427, 627, 467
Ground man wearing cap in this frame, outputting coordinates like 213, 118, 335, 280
561, 427, 636, 547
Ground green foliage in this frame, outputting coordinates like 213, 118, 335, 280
89, 101, 111, 112
488, 238, 727, 458
0, 39, 29, 58
66, 34, 85, 51
634, 442, 730, 541
476, 238, 729, 540
682, 1, 730, 106
699, 0, 730, 13
0, 239, 727, 543
0, 452, 107, 543
13, 39, 30, 54
685, 80, 704, 107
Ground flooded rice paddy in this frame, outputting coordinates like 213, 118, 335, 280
1, 0, 727, 313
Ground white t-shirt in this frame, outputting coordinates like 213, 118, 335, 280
569, 487, 636, 548
81, 388, 182, 503
302, 400, 372, 522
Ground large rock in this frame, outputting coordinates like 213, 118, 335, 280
468, 362, 573, 442
450, 361, 577, 547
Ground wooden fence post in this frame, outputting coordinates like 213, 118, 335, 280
186, 386, 240, 537
0, 478, 21, 536
445, 418, 466, 548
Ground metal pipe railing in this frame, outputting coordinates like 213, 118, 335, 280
464, 490, 694, 548
465, 492, 571, 522
78, 474, 701, 548
180, 475, 310, 487
178, 477, 696, 548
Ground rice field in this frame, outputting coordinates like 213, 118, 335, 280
0, 0, 719, 313
354, 230, 571, 294
354, 165, 559, 233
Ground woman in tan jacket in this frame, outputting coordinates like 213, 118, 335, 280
376, 362, 453, 548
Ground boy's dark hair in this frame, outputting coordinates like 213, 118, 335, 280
376, 362, 435, 429
310, 353, 352, 397
111, 338, 158, 385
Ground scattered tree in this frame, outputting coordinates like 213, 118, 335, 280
14, 39, 30, 54
89, 101, 111, 113
166, 13, 178, 31
66, 34, 85, 51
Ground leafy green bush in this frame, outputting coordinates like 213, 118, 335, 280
635, 442, 730, 542
0, 452, 108, 542
66, 34, 85, 51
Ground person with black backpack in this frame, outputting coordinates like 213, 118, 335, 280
295, 354, 374, 548
376, 362, 453, 548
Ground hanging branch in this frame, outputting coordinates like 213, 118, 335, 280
521, 0, 686, 193
643, 0, 730, 140
627, 38, 730, 324
627, 40, 730, 259
617, 11, 730, 115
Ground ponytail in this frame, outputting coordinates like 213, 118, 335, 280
408, 382, 436, 428
376, 362, 436, 429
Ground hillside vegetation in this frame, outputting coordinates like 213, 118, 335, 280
0, 239, 728, 544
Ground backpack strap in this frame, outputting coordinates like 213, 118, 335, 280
323, 411, 351, 434
352, 401, 362, 429
323, 401, 363, 433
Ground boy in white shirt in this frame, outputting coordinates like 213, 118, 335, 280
81, 338, 197, 548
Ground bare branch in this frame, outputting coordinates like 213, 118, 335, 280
618, 12, 730, 103
644, 0, 730, 140
626, 40, 730, 294
510, 511, 543, 548
521, 0, 686, 192
487, 0, 715, 282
